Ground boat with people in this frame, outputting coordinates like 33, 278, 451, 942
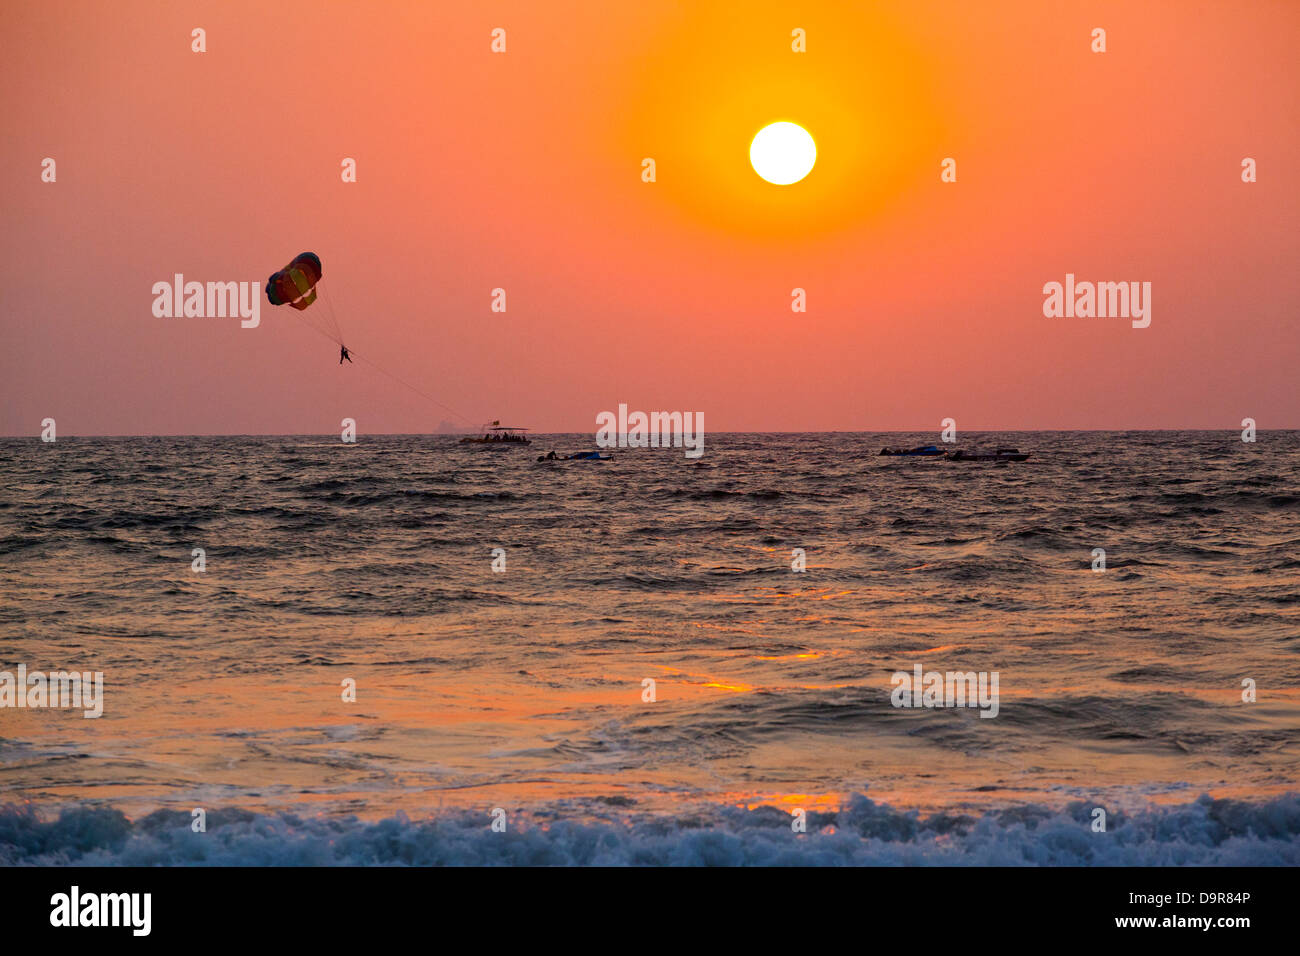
945, 448, 1030, 462
879, 445, 944, 456
458, 422, 531, 446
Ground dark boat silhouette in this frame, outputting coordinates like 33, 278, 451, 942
879, 445, 944, 457
459, 422, 531, 446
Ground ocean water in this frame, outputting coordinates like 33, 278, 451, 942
2, 431, 1298, 865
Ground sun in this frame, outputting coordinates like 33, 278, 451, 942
749, 122, 817, 185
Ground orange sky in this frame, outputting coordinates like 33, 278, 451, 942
3, 0, 1296, 435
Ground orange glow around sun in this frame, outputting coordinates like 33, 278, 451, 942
614, 2, 947, 241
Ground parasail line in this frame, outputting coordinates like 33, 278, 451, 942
281, 307, 476, 425
346, 348, 479, 427
267, 252, 479, 427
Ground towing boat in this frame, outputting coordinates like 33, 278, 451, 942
459, 422, 531, 446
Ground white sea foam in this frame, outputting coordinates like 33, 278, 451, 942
3, 793, 1297, 866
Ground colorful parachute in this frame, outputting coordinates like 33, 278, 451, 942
265, 251, 344, 345
266, 252, 322, 310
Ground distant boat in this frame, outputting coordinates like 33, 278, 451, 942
536, 451, 610, 462
879, 445, 944, 457
946, 448, 1030, 462
458, 421, 531, 446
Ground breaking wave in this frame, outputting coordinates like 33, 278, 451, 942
3, 793, 1298, 866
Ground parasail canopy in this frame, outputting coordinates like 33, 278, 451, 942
266, 252, 322, 311
265, 251, 343, 345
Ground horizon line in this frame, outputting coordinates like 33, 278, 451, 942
4, 427, 1294, 440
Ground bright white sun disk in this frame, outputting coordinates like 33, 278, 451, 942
750, 122, 816, 185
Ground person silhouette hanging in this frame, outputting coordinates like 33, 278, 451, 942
339, 345, 352, 364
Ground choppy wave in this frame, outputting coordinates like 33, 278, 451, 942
2, 794, 1298, 866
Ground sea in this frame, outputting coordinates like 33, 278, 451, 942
2, 431, 1298, 865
